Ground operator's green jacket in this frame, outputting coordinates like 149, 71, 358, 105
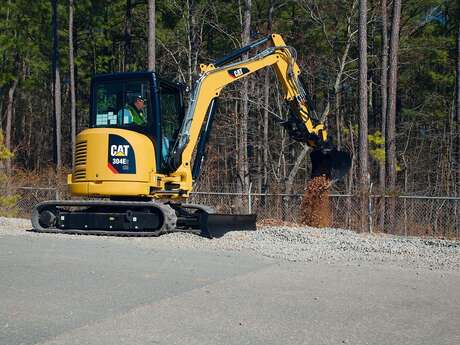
119, 105, 146, 125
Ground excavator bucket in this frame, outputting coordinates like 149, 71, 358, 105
310, 148, 352, 182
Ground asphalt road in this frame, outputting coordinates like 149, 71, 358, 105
1, 233, 459, 345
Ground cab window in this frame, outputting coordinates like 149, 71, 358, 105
159, 82, 184, 161
159, 83, 183, 140
93, 79, 151, 127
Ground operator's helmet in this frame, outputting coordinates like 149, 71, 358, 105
135, 95, 147, 102
126, 93, 147, 105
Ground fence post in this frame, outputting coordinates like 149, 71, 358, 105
368, 182, 373, 233
456, 198, 459, 240
248, 182, 252, 214
345, 194, 351, 228
403, 196, 407, 236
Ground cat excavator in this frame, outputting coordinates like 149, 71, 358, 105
32, 34, 351, 238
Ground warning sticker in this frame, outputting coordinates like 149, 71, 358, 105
107, 134, 136, 174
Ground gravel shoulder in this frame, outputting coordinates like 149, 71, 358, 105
2, 216, 459, 272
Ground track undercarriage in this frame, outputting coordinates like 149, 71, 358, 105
31, 200, 256, 238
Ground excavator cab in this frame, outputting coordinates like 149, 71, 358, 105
90, 72, 185, 172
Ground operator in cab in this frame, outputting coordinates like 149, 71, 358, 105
118, 95, 147, 125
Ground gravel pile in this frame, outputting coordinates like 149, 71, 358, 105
1, 217, 459, 271
154, 227, 460, 271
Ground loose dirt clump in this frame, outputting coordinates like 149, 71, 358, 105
300, 176, 332, 228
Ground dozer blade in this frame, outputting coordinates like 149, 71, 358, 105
310, 148, 351, 182
199, 213, 257, 239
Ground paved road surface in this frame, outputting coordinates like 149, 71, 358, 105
1, 233, 459, 345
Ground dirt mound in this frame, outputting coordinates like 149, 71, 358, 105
300, 176, 331, 228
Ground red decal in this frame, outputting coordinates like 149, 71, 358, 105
107, 162, 118, 174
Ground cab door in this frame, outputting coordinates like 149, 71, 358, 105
157, 79, 186, 172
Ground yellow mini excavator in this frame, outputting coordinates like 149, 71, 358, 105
32, 34, 351, 238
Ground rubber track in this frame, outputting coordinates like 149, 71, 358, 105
31, 200, 178, 237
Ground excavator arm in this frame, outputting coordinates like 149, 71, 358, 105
168, 33, 351, 186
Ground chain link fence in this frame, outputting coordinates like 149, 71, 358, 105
6, 187, 58, 218
3, 187, 459, 239
189, 192, 460, 238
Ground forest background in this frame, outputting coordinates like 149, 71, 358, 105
0, 0, 459, 217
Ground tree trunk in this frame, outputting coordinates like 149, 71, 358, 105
346, 121, 355, 229
386, 0, 402, 232
285, 144, 310, 195
237, 0, 251, 211
4, 77, 18, 174
286, 144, 311, 222
52, 0, 62, 170
186, 0, 202, 88
69, 0, 76, 168
457, 5, 460, 196
124, 0, 132, 72
358, 0, 369, 232
457, 13, 460, 235
148, 0, 155, 71
263, 71, 270, 190
263, 1, 274, 191
379, 0, 389, 231
186, 0, 196, 88
334, 1, 356, 151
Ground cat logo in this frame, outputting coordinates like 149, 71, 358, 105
107, 134, 136, 174
228, 67, 249, 79
110, 145, 130, 157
